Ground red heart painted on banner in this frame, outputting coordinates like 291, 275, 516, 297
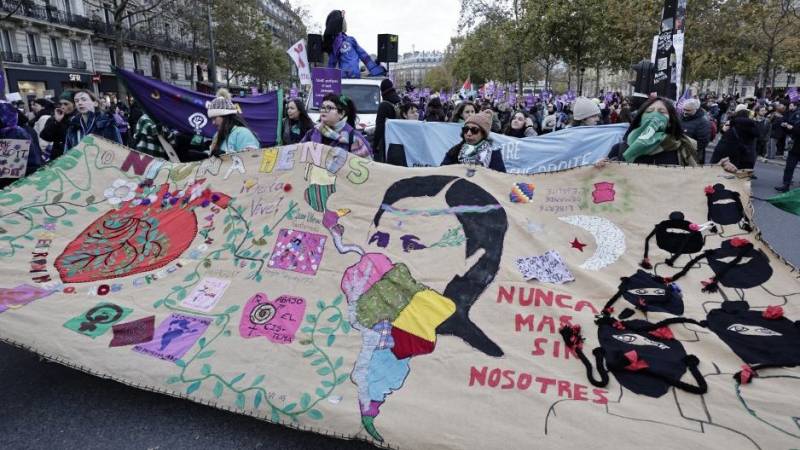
55, 181, 229, 283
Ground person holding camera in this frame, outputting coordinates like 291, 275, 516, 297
775, 118, 800, 192
39, 90, 77, 160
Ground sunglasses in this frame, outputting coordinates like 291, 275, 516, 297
462, 126, 481, 135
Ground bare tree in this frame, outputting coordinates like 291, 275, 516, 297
81, 0, 174, 104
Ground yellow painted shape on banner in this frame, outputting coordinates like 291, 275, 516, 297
305, 163, 337, 185
391, 289, 456, 342
259, 148, 278, 173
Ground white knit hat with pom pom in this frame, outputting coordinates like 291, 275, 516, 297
206, 88, 239, 118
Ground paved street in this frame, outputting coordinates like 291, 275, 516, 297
1, 160, 798, 450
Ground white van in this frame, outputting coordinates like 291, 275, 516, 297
306, 78, 383, 136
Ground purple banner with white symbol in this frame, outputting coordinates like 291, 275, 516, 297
115, 68, 282, 145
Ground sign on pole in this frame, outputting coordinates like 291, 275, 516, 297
287, 39, 312, 86
311, 68, 342, 109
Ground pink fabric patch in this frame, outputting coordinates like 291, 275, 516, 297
592, 181, 616, 204
340, 253, 394, 303
267, 228, 327, 275
239, 293, 306, 344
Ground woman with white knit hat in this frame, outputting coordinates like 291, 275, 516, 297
567, 97, 602, 127
206, 88, 260, 155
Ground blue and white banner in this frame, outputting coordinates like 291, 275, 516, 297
385, 121, 628, 174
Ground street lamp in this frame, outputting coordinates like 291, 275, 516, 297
207, 0, 217, 91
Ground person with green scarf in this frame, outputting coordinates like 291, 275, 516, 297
609, 97, 698, 166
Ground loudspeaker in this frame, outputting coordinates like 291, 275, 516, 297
630, 60, 656, 96
377, 34, 398, 63
307, 34, 323, 63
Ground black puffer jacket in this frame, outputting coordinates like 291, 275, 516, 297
681, 109, 711, 159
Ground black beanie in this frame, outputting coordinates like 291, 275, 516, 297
380, 78, 394, 95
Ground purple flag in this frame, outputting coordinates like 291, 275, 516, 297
525, 94, 534, 108
788, 87, 799, 103
676, 88, 692, 113
115, 68, 282, 145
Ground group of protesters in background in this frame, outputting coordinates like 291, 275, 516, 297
3, 80, 797, 189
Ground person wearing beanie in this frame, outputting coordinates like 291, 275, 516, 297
322, 10, 386, 79
39, 90, 78, 160
29, 98, 54, 158
301, 92, 373, 159
568, 96, 602, 127
441, 110, 506, 172
373, 78, 402, 163
64, 89, 122, 151
206, 88, 260, 155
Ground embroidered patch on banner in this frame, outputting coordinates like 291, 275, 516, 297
180, 277, 231, 312
133, 313, 211, 362
267, 228, 327, 275
0, 284, 55, 313
55, 181, 229, 283
509, 182, 535, 203
558, 215, 626, 271
515, 250, 575, 284
239, 293, 306, 344
109, 315, 156, 347
592, 181, 616, 204
63, 302, 133, 338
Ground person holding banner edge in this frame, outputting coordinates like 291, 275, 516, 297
206, 89, 260, 155
301, 93, 372, 159
441, 110, 506, 172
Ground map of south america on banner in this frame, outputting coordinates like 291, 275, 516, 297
0, 137, 799, 450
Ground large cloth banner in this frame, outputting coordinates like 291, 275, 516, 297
385, 120, 627, 174
1, 137, 799, 449
115, 68, 283, 145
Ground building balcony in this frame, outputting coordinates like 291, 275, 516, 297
28, 55, 46, 65
0, 1, 92, 30
72, 60, 87, 70
51, 57, 68, 67
1, 51, 23, 63
170, 73, 179, 80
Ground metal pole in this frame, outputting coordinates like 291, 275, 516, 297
207, 0, 217, 91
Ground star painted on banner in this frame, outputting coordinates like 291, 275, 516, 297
570, 238, 587, 252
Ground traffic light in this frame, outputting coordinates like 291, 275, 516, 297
631, 60, 656, 96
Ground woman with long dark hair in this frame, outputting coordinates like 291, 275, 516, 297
206, 88, 260, 155
323, 10, 385, 79
301, 93, 372, 158
503, 111, 537, 138
608, 96, 698, 166
451, 101, 476, 123
283, 98, 314, 144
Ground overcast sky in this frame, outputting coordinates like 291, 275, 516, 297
299, 0, 461, 55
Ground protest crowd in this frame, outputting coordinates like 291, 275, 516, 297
3, 81, 799, 191
1, 7, 799, 193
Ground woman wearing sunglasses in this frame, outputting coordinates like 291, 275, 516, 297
441, 110, 506, 172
